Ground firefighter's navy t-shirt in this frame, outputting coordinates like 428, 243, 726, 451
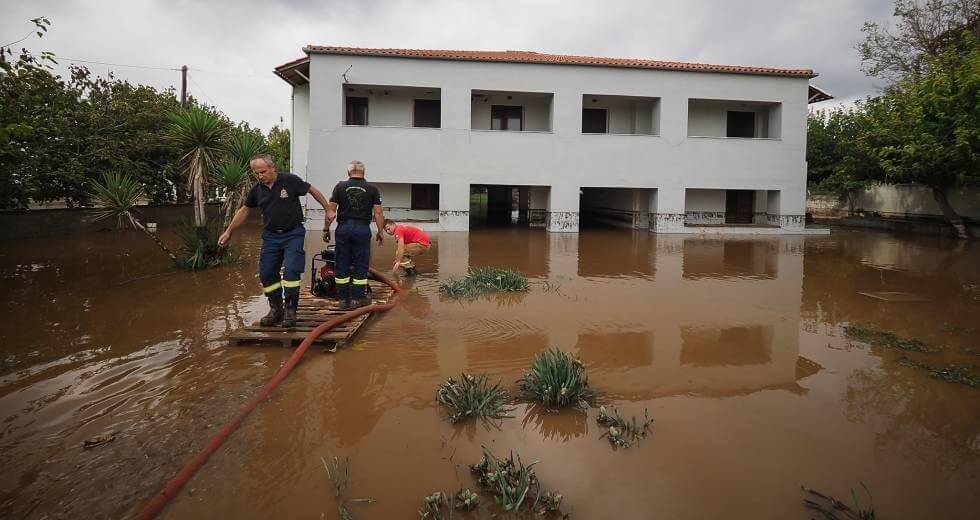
243, 172, 310, 232
329, 178, 382, 223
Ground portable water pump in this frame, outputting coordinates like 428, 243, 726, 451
309, 245, 371, 299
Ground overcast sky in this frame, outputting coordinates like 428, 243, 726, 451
2, 0, 897, 132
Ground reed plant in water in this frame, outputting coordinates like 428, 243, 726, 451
596, 406, 652, 449
470, 447, 563, 515
439, 267, 530, 298
518, 348, 596, 409
418, 489, 479, 519
436, 373, 512, 423
801, 483, 875, 519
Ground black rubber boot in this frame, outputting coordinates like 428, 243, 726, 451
336, 284, 353, 311
283, 293, 298, 328
351, 287, 372, 308
260, 297, 284, 327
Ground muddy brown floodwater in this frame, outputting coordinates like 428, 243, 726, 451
1, 225, 979, 519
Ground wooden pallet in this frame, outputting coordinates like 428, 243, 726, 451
228, 281, 395, 350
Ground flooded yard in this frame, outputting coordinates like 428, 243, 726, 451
1, 225, 978, 518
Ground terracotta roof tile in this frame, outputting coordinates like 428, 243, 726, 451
275, 46, 816, 80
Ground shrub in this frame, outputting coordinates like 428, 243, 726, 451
471, 447, 562, 514
518, 348, 596, 409
175, 219, 237, 270
596, 406, 652, 449
436, 373, 511, 423
439, 267, 529, 298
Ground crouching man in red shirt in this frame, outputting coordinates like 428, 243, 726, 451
383, 218, 431, 274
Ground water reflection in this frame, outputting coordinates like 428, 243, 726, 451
680, 326, 773, 367
576, 231, 655, 278
682, 239, 778, 280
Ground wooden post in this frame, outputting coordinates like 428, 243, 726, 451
180, 65, 188, 107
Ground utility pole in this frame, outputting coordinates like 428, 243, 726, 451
180, 65, 188, 108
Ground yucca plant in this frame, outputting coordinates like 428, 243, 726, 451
166, 106, 228, 226
518, 348, 596, 409
436, 373, 511, 423
439, 267, 530, 298
470, 447, 563, 515
596, 406, 653, 449
174, 219, 235, 270
211, 159, 253, 229
89, 172, 178, 263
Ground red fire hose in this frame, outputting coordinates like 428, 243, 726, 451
135, 267, 404, 519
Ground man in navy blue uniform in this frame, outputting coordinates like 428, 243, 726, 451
219, 154, 332, 328
324, 160, 385, 310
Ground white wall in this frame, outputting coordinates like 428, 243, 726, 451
292, 84, 310, 178
849, 184, 980, 220
373, 182, 439, 221
303, 53, 811, 231
685, 189, 726, 211
583, 95, 658, 135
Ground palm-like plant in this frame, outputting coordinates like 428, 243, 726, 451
166, 107, 228, 226
211, 159, 253, 229
89, 172, 178, 263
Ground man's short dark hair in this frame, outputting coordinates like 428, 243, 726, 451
383, 218, 396, 227
249, 153, 275, 167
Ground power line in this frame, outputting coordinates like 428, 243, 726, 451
57, 56, 180, 71
187, 74, 215, 106
1, 30, 36, 48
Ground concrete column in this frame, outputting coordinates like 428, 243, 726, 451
650, 187, 686, 233
546, 184, 579, 232
518, 187, 530, 225
439, 179, 470, 231
765, 190, 805, 231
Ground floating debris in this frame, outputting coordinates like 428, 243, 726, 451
439, 267, 530, 298
454, 488, 479, 511
471, 446, 564, 515
857, 291, 930, 303
843, 324, 936, 353
82, 433, 115, 450
518, 348, 596, 409
801, 483, 876, 519
596, 406, 652, 449
436, 373, 512, 423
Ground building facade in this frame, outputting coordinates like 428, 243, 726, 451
275, 47, 831, 233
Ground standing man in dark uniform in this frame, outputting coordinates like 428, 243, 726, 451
324, 160, 385, 310
218, 154, 333, 328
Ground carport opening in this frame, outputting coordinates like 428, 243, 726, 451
579, 187, 653, 229
469, 185, 547, 228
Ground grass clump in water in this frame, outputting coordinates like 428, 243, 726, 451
518, 348, 596, 409
471, 447, 563, 515
899, 358, 980, 388
320, 455, 375, 519
801, 483, 875, 519
843, 324, 935, 353
436, 373, 512, 423
438, 267, 530, 298
596, 406, 653, 449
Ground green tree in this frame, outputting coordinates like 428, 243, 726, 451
267, 125, 290, 172
872, 35, 980, 238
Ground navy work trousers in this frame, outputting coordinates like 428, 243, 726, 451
334, 220, 372, 299
259, 225, 305, 304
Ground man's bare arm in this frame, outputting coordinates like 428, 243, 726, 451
219, 206, 251, 246
373, 204, 385, 245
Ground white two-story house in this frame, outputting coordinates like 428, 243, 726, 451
275, 46, 831, 233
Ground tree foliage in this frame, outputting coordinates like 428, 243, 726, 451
810, 1, 979, 238
0, 18, 289, 211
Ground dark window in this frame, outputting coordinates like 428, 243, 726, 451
726, 111, 755, 138
345, 97, 368, 126
582, 108, 608, 133
413, 99, 441, 128
491, 105, 523, 131
411, 184, 439, 210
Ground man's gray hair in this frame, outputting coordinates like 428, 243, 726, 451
347, 160, 365, 174
249, 153, 275, 168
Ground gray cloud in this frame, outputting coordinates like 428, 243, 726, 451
2, 0, 897, 130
